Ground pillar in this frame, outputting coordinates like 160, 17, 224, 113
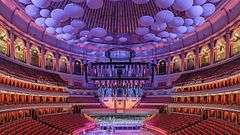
210, 40, 215, 64
167, 56, 172, 74
195, 46, 200, 69
54, 53, 60, 71
40, 48, 46, 68
225, 30, 231, 58
181, 53, 185, 72
68, 57, 73, 74
9, 31, 15, 59
25, 41, 31, 64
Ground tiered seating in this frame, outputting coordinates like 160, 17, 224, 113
0, 118, 66, 135
176, 57, 240, 86
173, 119, 240, 135
135, 96, 170, 109
68, 96, 100, 103
39, 113, 96, 134
173, 92, 240, 105
0, 57, 66, 86
144, 113, 200, 134
140, 96, 171, 103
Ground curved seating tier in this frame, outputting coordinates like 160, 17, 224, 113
144, 113, 200, 134
68, 96, 100, 103
140, 96, 172, 103
135, 96, 170, 109
170, 104, 240, 123
0, 118, 67, 135
0, 107, 70, 125
144, 113, 240, 135
173, 119, 240, 135
0, 56, 66, 86
39, 113, 96, 134
175, 57, 240, 86
173, 91, 240, 105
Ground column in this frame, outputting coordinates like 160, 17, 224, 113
181, 53, 185, 71
225, 30, 231, 58
9, 32, 15, 59
25, 42, 31, 64
54, 53, 60, 71
195, 46, 200, 69
68, 57, 73, 74
167, 56, 171, 74
210, 40, 215, 64
40, 48, 46, 68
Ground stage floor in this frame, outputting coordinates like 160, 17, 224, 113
85, 128, 159, 135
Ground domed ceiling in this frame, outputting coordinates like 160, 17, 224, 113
17, 0, 223, 45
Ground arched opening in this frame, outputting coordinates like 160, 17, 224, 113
0, 27, 9, 55
45, 52, 54, 70
74, 60, 82, 75
172, 56, 181, 73
30, 46, 39, 67
186, 52, 195, 70
214, 38, 226, 62
231, 27, 240, 56
158, 60, 166, 75
14, 37, 25, 62
200, 45, 210, 67
59, 56, 68, 73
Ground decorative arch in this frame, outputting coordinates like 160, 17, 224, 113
45, 51, 54, 70
158, 60, 166, 75
59, 56, 68, 73
172, 56, 181, 73
200, 45, 210, 67
74, 60, 83, 75
0, 27, 9, 55
30, 46, 40, 66
186, 52, 195, 70
231, 27, 240, 55
214, 37, 226, 62
14, 37, 25, 62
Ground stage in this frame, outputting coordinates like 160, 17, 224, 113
85, 128, 158, 135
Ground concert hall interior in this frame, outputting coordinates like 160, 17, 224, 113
0, 0, 240, 134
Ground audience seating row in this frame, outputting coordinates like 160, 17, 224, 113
140, 96, 172, 103
0, 118, 67, 135
67, 96, 100, 103
176, 75, 240, 93
0, 110, 31, 125
144, 113, 200, 134
172, 106, 240, 125
0, 57, 66, 86
173, 92, 240, 105
173, 119, 240, 135
0, 75, 64, 93
175, 57, 240, 86
0, 108, 68, 125
39, 113, 96, 134
145, 113, 240, 135
0, 92, 66, 105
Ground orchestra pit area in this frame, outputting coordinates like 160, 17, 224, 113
0, 0, 240, 134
